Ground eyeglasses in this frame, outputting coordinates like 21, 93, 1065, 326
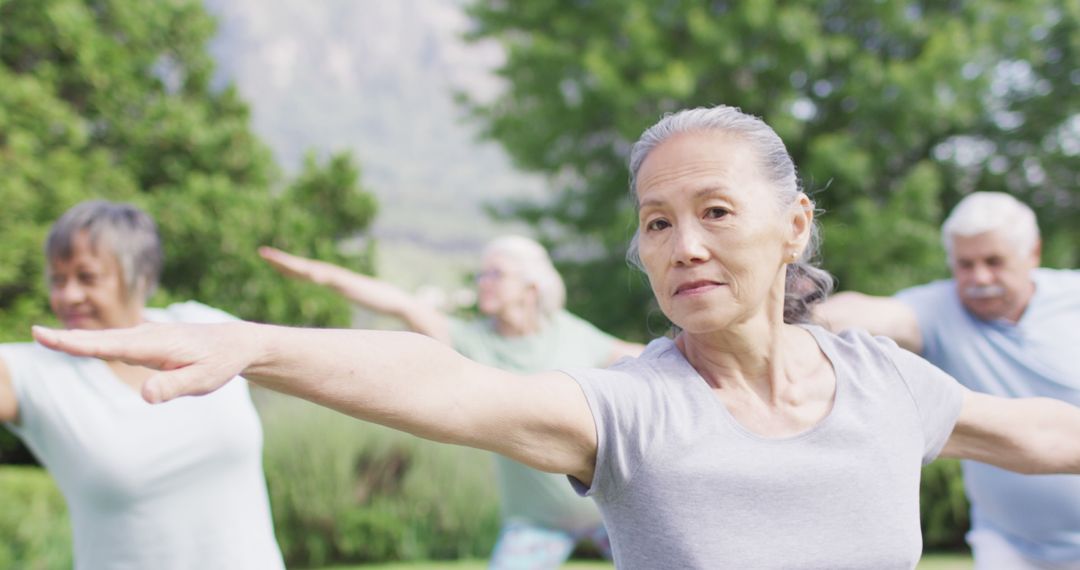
474, 269, 505, 282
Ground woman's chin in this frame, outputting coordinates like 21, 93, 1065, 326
63, 319, 99, 331
670, 311, 742, 336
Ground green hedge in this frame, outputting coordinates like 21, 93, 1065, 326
256, 390, 501, 567
0, 466, 72, 569
920, 460, 971, 549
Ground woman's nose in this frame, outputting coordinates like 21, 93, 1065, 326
671, 224, 709, 266
54, 280, 86, 303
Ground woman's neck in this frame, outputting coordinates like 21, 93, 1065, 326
676, 311, 822, 405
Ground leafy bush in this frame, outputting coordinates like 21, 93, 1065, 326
256, 390, 501, 567
0, 0, 378, 466
0, 466, 72, 569
921, 459, 971, 549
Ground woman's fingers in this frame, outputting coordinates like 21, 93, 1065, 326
258, 246, 290, 269
142, 365, 226, 404
258, 246, 311, 278
257, 246, 282, 261
33, 325, 137, 361
35, 323, 249, 405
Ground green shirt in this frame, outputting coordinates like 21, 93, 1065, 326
449, 310, 617, 531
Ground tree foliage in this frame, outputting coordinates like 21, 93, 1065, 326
0, 0, 378, 345
464, 0, 1080, 340
0, 0, 378, 463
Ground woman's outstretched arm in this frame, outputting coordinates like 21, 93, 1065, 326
32, 322, 597, 482
259, 247, 450, 343
942, 390, 1080, 474
0, 359, 16, 423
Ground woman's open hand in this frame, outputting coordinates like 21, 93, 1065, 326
32, 322, 257, 404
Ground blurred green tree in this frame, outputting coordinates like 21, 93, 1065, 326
0, 0, 378, 337
463, 0, 1080, 340
0, 0, 377, 462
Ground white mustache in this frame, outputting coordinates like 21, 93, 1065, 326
963, 285, 1006, 299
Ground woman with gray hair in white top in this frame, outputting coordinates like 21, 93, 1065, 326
33, 106, 1080, 569
0, 200, 283, 569
258, 235, 641, 568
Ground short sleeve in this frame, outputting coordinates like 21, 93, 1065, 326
1, 347, 23, 435
0, 344, 48, 436
146, 301, 239, 324
561, 364, 660, 501
878, 337, 967, 464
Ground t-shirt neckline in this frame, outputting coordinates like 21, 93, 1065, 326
661, 325, 844, 443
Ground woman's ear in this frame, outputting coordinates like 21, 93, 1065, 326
525, 282, 542, 307
787, 193, 814, 254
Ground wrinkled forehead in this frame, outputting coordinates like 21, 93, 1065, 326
635, 131, 763, 202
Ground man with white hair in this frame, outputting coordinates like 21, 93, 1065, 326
818, 191, 1080, 569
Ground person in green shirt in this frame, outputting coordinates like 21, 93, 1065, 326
259, 235, 642, 569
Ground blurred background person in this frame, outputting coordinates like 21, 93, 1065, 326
259, 235, 642, 569
0, 200, 283, 569
817, 191, 1080, 570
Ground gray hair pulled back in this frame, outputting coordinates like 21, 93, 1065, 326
626, 105, 834, 324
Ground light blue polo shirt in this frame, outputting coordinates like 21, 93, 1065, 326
897, 268, 1080, 562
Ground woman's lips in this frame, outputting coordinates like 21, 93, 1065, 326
61, 314, 92, 327
674, 280, 724, 296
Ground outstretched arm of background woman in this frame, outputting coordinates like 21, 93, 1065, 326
0, 360, 16, 423
32, 322, 598, 483
942, 390, 1080, 474
258, 247, 451, 343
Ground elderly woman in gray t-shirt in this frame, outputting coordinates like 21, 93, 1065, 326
33, 105, 1080, 569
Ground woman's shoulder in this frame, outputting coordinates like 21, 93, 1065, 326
803, 323, 957, 405
803, 323, 913, 373
572, 336, 689, 389
145, 301, 239, 324
607, 335, 675, 367
0, 342, 79, 370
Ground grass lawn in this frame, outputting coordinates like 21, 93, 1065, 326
317, 551, 973, 569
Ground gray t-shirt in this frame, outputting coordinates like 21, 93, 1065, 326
564, 325, 965, 569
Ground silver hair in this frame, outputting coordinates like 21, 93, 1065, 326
941, 192, 1040, 262
483, 235, 567, 318
625, 105, 834, 324
45, 200, 163, 302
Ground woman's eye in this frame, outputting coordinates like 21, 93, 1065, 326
646, 219, 670, 231
705, 207, 729, 219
